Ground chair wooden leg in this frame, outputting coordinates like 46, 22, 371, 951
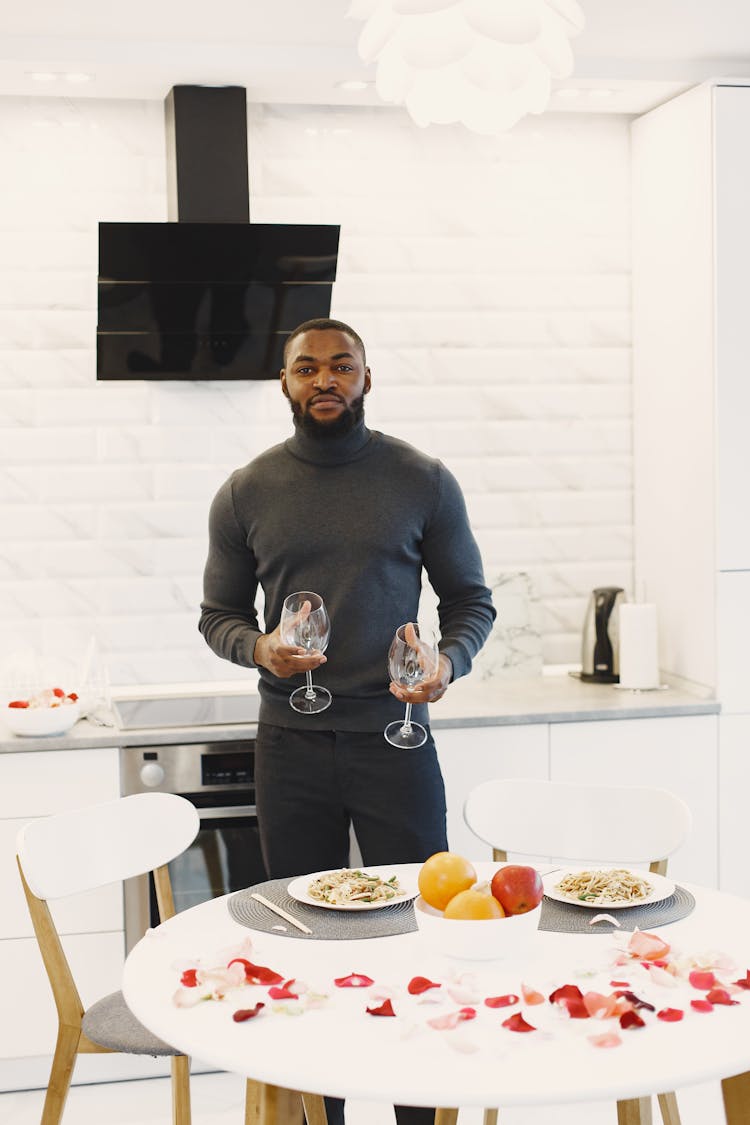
483, 1110, 499, 1125
170, 1054, 191, 1125
301, 1092, 329, 1125
435, 1111, 459, 1125
41, 1024, 81, 1125
722, 1071, 750, 1125
258, 1083, 305, 1125
657, 1091, 680, 1125
617, 1098, 653, 1125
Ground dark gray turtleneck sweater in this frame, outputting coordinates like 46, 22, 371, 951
199, 419, 496, 731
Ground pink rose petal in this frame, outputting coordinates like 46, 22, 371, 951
657, 1008, 684, 1022
589, 1032, 622, 1048
690, 999, 714, 1013
706, 988, 739, 1006
689, 970, 716, 991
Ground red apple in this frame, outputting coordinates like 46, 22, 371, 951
490, 865, 544, 915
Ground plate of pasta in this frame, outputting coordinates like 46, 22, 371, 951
543, 866, 675, 909
287, 867, 418, 911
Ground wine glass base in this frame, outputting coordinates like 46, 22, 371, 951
289, 685, 332, 714
384, 720, 427, 749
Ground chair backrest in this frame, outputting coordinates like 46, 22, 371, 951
463, 777, 692, 871
17, 792, 200, 900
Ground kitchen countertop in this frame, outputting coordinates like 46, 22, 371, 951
0, 672, 720, 754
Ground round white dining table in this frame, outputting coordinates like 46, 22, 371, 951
122, 864, 750, 1123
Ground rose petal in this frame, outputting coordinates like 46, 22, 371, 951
609, 980, 631, 988
627, 930, 671, 961
589, 1032, 622, 1048
689, 970, 717, 991
733, 972, 750, 990
657, 1007, 684, 1022
584, 992, 619, 1019
407, 976, 441, 995
335, 973, 375, 988
180, 968, 199, 987
484, 994, 519, 1009
228, 958, 284, 985
446, 985, 480, 1005
427, 1007, 476, 1031
646, 965, 679, 988
233, 1002, 265, 1022
706, 988, 739, 1006
613, 990, 655, 1012
173, 987, 208, 1008
690, 999, 714, 1013
620, 1010, 646, 1030
521, 982, 545, 1005
550, 984, 589, 1018
502, 1012, 536, 1033
366, 999, 396, 1017
268, 984, 299, 1000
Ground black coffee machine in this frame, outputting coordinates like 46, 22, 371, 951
580, 586, 626, 683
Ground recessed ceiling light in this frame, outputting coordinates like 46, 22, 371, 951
28, 72, 57, 82
336, 79, 370, 91
65, 72, 92, 84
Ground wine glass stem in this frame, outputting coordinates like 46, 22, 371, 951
401, 701, 413, 733
304, 670, 316, 700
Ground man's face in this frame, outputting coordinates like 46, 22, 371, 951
281, 329, 371, 437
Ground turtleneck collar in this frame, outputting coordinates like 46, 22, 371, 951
285, 417, 375, 465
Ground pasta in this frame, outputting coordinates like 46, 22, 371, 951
307, 868, 405, 906
554, 868, 653, 905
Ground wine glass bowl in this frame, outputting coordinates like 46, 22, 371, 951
280, 591, 332, 714
384, 622, 439, 749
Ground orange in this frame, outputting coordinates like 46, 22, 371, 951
418, 851, 477, 911
444, 885, 505, 920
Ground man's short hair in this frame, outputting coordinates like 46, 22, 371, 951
282, 318, 367, 367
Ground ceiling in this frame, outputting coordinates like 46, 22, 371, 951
2, 0, 750, 117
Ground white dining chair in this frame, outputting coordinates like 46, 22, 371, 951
16, 791, 200, 1125
462, 776, 693, 1125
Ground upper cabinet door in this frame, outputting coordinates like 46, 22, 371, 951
714, 85, 750, 571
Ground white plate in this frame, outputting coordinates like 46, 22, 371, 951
287, 867, 419, 912
543, 866, 675, 910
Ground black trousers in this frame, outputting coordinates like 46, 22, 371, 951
254, 724, 449, 1125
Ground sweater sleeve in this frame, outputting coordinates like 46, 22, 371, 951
198, 475, 262, 668
422, 464, 496, 681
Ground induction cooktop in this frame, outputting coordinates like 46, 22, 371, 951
113, 693, 258, 730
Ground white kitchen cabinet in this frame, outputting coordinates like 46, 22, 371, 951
436, 724, 548, 858
632, 81, 750, 704
717, 713, 750, 897
550, 714, 719, 887
0, 747, 124, 1065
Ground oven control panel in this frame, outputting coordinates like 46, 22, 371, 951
120, 738, 256, 796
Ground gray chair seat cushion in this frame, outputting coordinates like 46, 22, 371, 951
82, 990, 180, 1056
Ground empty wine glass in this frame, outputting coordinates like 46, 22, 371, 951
384, 622, 439, 749
279, 591, 332, 714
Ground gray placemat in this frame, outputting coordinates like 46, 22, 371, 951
228, 878, 418, 940
539, 886, 696, 934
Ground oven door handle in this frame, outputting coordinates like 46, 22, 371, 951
198, 805, 257, 820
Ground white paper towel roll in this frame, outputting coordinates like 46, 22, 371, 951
618, 603, 660, 689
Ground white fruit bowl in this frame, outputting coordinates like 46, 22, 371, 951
3, 699, 81, 737
413, 895, 542, 961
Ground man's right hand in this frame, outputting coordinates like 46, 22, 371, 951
253, 628, 327, 679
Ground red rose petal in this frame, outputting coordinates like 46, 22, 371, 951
484, 994, 519, 1009
689, 970, 716, 991
706, 988, 739, 1006
67, 692, 79, 701
502, 1012, 536, 1033
458, 1007, 477, 1020
657, 1007, 684, 1022
550, 984, 589, 1018
227, 958, 284, 985
366, 999, 396, 1016
180, 968, 199, 987
733, 971, 750, 990
407, 976, 441, 995
610, 980, 631, 988
335, 973, 375, 988
613, 990, 655, 1012
690, 999, 714, 1013
8, 700, 30, 708
52, 687, 65, 697
268, 984, 299, 1000
233, 1002, 265, 1022
620, 1010, 646, 1030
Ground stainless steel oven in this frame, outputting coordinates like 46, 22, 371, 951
120, 738, 266, 952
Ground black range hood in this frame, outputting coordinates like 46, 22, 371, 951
96, 86, 340, 381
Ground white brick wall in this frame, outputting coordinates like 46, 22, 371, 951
0, 96, 633, 685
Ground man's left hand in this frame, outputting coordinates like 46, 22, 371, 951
389, 653, 453, 705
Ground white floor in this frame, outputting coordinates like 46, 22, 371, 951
0, 1071, 729, 1125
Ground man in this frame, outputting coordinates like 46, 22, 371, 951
199, 317, 495, 1124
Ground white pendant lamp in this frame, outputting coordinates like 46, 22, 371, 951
347, 0, 586, 134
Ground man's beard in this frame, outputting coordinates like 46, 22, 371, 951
289, 393, 365, 438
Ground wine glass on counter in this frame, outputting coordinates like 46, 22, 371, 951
384, 622, 439, 749
279, 591, 332, 714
